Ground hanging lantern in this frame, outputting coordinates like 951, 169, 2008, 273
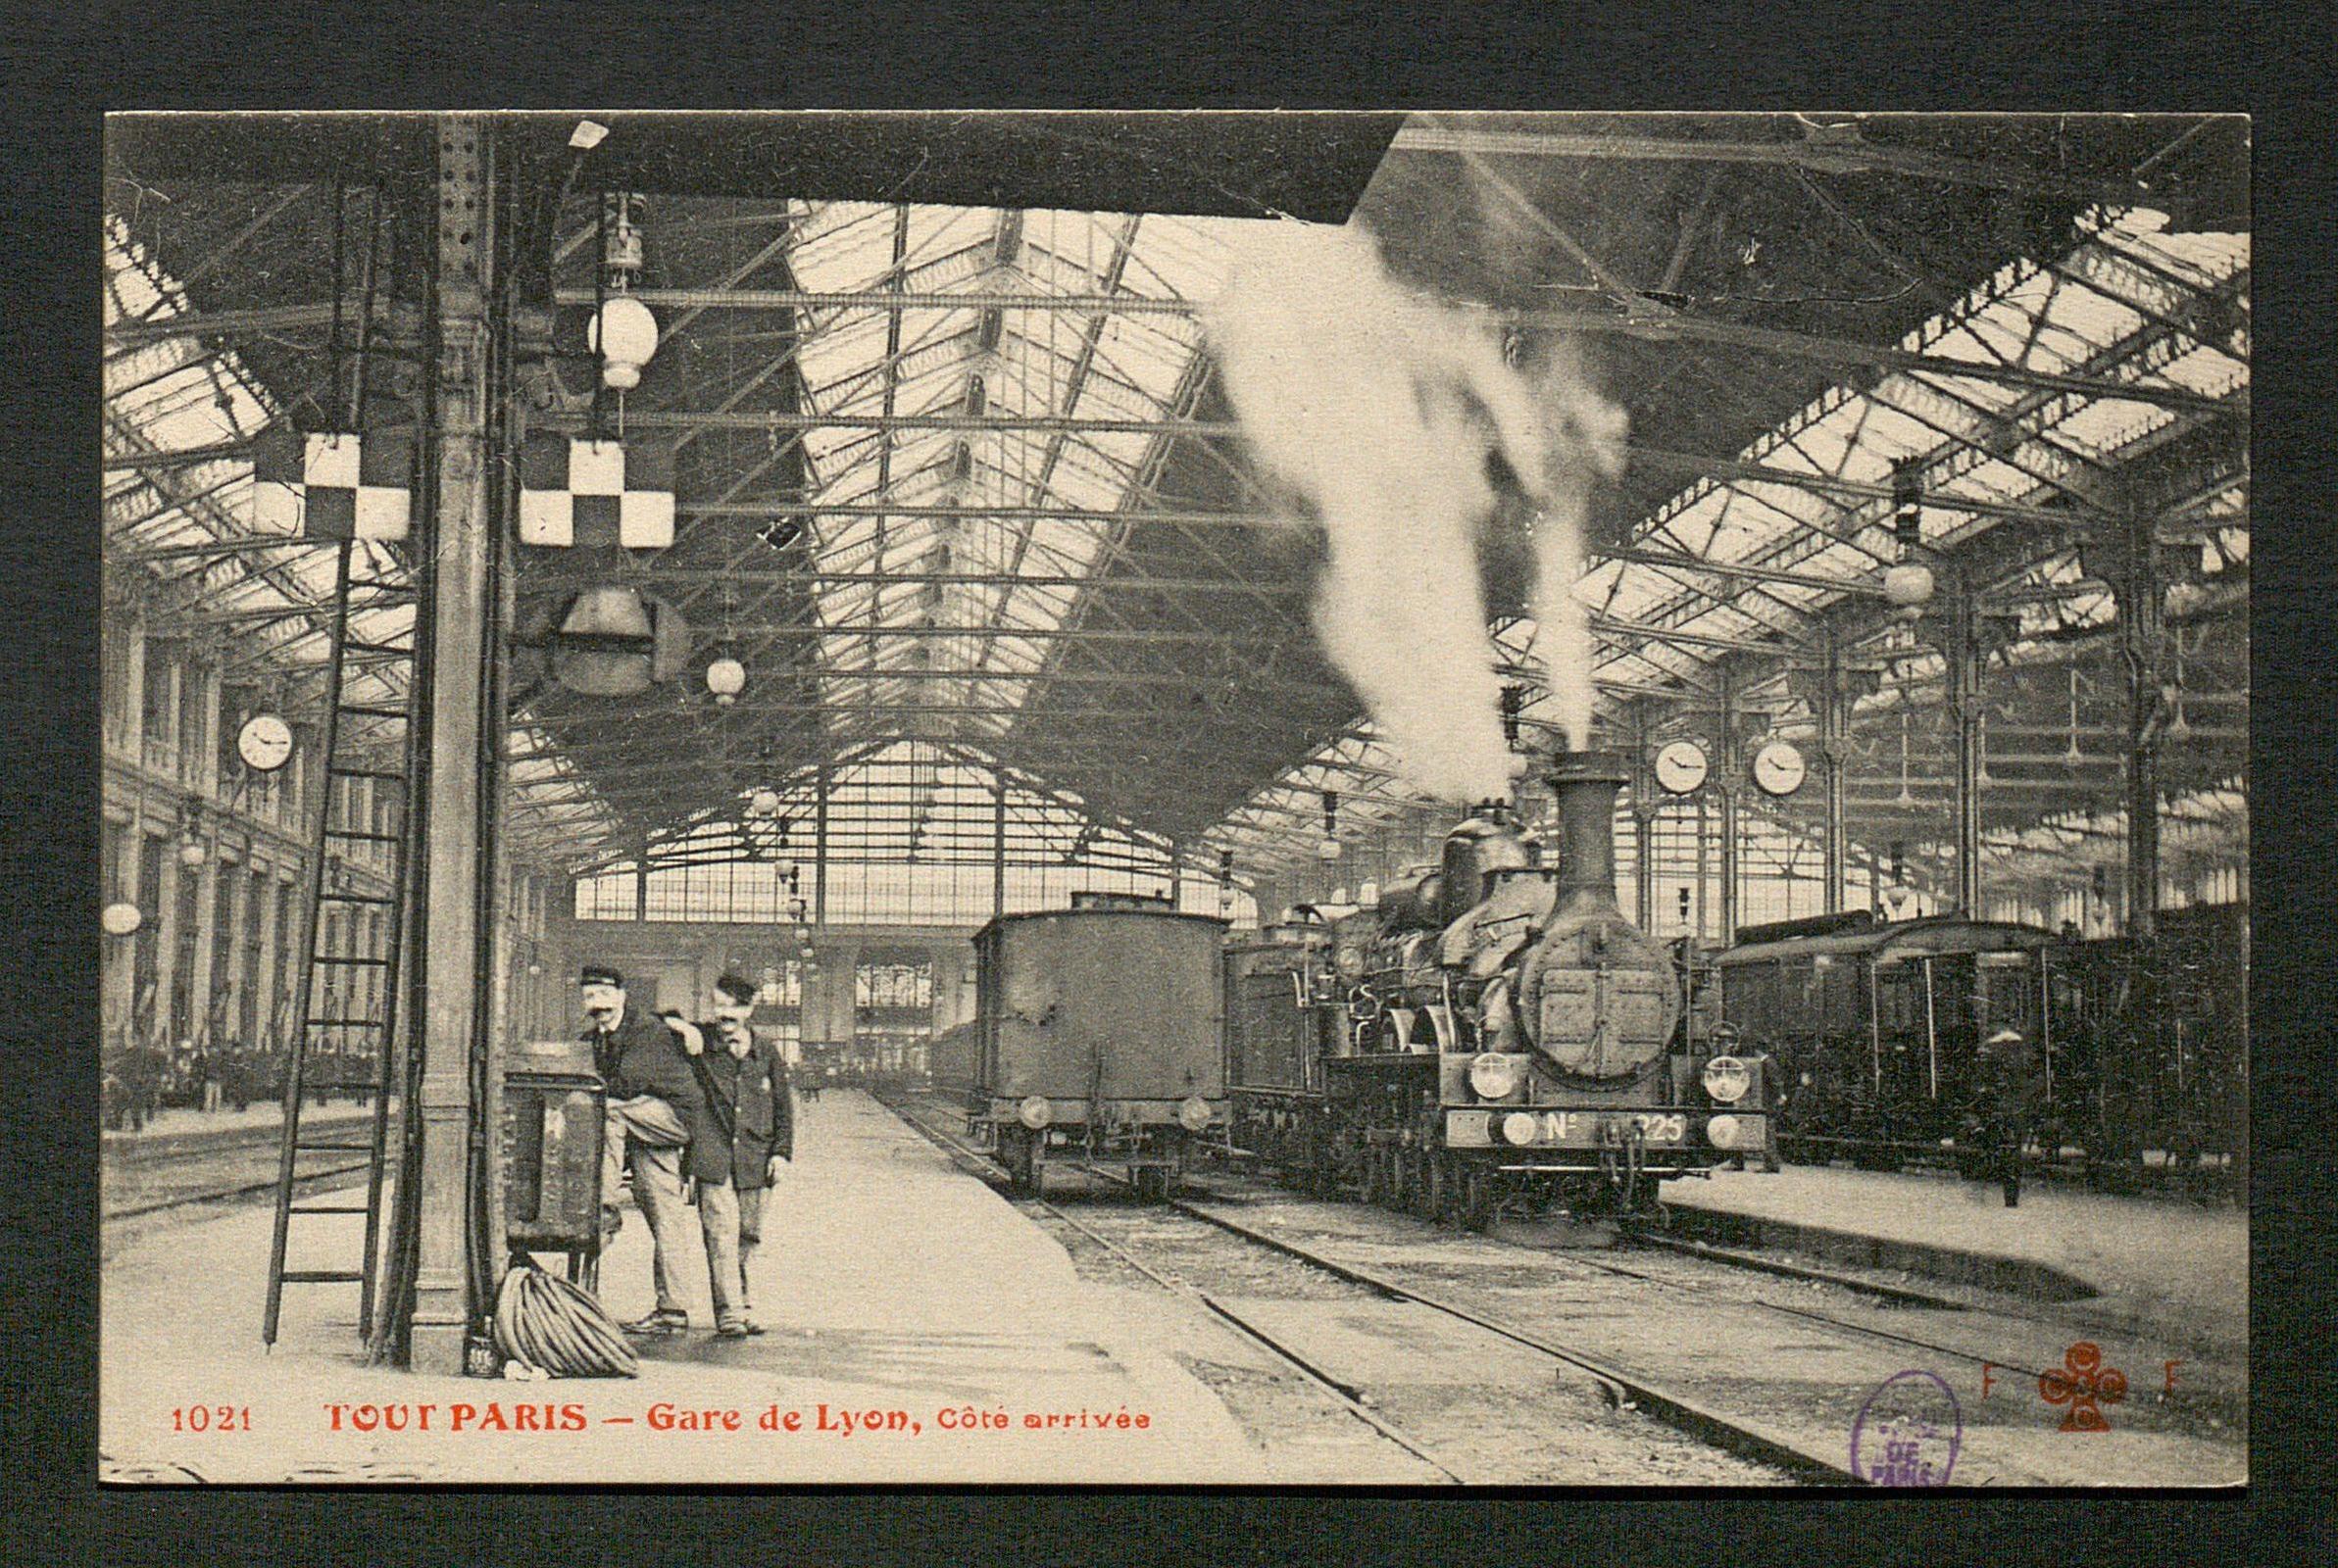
1318, 789, 1343, 861
1882, 560, 1935, 612
588, 295, 661, 390
749, 787, 782, 819
178, 839, 208, 871
706, 655, 746, 706
101, 902, 143, 937
550, 586, 688, 696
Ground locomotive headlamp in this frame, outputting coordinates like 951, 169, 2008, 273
1706, 1113, 1743, 1150
1499, 1111, 1539, 1147
1017, 1096, 1053, 1130
1178, 1096, 1214, 1132
1468, 1053, 1521, 1101
1701, 1054, 1752, 1104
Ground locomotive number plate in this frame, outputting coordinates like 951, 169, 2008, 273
1446, 1109, 1692, 1147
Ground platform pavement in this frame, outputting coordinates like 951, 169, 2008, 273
99, 1090, 1260, 1485
1662, 1165, 2247, 1356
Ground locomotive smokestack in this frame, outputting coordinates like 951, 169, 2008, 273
1549, 749, 1629, 914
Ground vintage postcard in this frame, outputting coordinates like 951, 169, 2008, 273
99, 110, 2247, 1487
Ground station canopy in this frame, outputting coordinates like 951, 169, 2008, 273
103, 112, 2248, 922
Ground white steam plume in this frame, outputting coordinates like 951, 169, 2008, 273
1203, 221, 1623, 791
1523, 342, 1629, 752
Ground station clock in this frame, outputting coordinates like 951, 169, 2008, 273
1751, 739, 1809, 798
236, 712, 295, 773
1652, 739, 1710, 795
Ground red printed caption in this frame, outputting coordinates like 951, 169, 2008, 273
169, 1406, 252, 1433
322, 1402, 1153, 1437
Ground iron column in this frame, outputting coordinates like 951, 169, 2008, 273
1819, 627, 1848, 914
408, 114, 499, 1374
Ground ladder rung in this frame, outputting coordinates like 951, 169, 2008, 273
314, 954, 392, 966
278, 1270, 366, 1284
323, 828, 400, 842
290, 1204, 373, 1215
321, 891, 396, 905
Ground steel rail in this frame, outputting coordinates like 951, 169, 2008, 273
889, 1090, 1849, 1483
1166, 1195, 1860, 1483
874, 1094, 1477, 1484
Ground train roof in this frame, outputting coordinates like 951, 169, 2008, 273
972, 906, 1231, 943
1717, 913, 2059, 965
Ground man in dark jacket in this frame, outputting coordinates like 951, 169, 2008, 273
581, 963, 721, 1334
672, 974, 795, 1337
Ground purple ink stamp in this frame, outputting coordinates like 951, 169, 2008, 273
1850, 1370, 1963, 1486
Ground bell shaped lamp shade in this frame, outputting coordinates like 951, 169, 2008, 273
589, 295, 661, 390
706, 656, 747, 704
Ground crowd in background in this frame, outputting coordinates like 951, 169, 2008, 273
101, 1040, 378, 1131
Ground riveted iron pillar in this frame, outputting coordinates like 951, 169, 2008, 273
1818, 628, 1849, 915
407, 114, 502, 1374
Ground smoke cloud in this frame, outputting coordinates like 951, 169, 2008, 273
1202, 221, 1623, 796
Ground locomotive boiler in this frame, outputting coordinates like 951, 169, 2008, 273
1231, 749, 1769, 1224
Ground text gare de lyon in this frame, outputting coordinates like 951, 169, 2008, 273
322, 1402, 1156, 1436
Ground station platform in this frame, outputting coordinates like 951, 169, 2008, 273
103, 1102, 377, 1158
1662, 1165, 2247, 1356
99, 1090, 1256, 1485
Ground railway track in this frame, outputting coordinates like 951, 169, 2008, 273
877, 1092, 1835, 1485
879, 1091, 2244, 1485
102, 1130, 373, 1223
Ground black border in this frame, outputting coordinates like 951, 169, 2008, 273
7, 4, 2326, 1564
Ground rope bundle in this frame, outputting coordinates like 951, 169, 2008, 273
492, 1260, 640, 1378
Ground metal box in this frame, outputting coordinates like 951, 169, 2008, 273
502, 1039, 605, 1252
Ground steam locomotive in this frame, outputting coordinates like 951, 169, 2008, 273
1226, 750, 1769, 1225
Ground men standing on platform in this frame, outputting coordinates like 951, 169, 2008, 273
672, 974, 795, 1338
580, 963, 719, 1335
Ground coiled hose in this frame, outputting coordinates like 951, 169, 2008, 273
491, 1258, 639, 1378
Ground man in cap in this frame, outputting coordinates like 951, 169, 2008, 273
675, 974, 797, 1337
579, 963, 720, 1334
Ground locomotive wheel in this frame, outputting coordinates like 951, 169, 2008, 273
1002, 1129, 1041, 1197
1409, 1151, 1438, 1220
1459, 1167, 1496, 1232
1425, 1151, 1455, 1225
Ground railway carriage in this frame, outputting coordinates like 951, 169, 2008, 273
970, 892, 1227, 1200
1716, 912, 2056, 1168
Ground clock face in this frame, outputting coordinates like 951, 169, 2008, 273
237, 712, 294, 773
1752, 739, 1808, 797
1653, 739, 1710, 795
